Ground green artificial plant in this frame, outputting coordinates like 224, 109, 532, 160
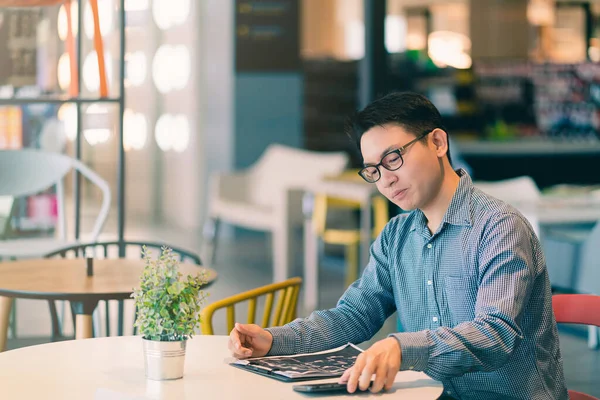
132, 246, 208, 341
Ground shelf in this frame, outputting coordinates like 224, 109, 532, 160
0, 96, 122, 106
456, 139, 600, 156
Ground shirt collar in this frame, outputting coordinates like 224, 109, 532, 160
409, 168, 473, 232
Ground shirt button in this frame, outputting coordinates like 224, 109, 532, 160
427, 244, 432, 249
432, 317, 438, 322
447, 390, 453, 395
409, 366, 414, 370
427, 280, 432, 285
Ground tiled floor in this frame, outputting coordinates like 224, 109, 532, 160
5, 216, 600, 397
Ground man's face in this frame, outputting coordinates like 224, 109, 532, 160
360, 124, 444, 211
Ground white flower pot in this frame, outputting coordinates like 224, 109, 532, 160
142, 338, 187, 380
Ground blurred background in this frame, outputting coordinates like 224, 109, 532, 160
2, 0, 599, 237
0, 0, 599, 395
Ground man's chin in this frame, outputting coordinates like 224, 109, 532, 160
393, 200, 416, 212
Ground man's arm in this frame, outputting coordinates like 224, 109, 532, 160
391, 212, 538, 380
265, 219, 400, 356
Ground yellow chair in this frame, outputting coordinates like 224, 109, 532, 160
314, 170, 389, 287
200, 277, 302, 335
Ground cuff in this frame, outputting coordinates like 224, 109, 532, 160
389, 330, 430, 372
264, 326, 298, 356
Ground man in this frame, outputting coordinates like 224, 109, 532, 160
228, 92, 568, 400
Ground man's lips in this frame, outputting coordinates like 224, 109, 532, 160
391, 188, 408, 200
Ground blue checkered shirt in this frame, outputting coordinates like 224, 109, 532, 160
266, 170, 568, 400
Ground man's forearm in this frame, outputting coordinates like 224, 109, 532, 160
265, 304, 386, 356
390, 314, 523, 381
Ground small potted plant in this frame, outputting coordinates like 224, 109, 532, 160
132, 246, 209, 380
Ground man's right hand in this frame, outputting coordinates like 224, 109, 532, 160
228, 323, 273, 359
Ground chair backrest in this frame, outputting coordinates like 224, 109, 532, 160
0, 149, 111, 241
201, 277, 302, 335
552, 294, 600, 400
248, 144, 348, 208
44, 240, 202, 265
474, 176, 541, 204
313, 194, 389, 238
0, 149, 73, 198
575, 221, 600, 295
552, 294, 600, 328
568, 391, 599, 400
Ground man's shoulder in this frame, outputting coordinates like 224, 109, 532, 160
469, 187, 536, 234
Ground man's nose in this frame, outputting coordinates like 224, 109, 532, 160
379, 167, 398, 187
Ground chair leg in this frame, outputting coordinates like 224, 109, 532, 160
203, 217, 220, 265
9, 300, 16, 339
0, 297, 13, 352
48, 300, 62, 341
589, 326, 599, 350
344, 243, 359, 288
133, 306, 138, 336
70, 304, 76, 337
117, 300, 124, 336
105, 300, 110, 337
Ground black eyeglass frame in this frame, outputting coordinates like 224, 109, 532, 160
357, 130, 432, 183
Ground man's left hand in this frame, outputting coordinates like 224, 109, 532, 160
339, 337, 401, 393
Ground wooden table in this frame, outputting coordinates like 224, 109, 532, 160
0, 335, 443, 399
0, 259, 217, 350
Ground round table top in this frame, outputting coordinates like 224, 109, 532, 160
0, 335, 443, 399
0, 258, 217, 302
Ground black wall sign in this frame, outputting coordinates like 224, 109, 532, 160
235, 0, 300, 72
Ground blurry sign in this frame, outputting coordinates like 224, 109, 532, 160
235, 0, 300, 72
0, 9, 39, 86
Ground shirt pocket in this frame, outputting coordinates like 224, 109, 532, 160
444, 275, 477, 327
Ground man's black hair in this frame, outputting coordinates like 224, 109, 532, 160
346, 92, 452, 165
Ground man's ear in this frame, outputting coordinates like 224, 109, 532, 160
430, 129, 449, 158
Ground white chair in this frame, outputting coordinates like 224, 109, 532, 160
0, 149, 110, 339
203, 144, 348, 282
474, 176, 541, 235
0, 149, 111, 259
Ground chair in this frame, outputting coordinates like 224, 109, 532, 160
204, 144, 348, 282
200, 277, 302, 335
44, 240, 202, 339
569, 221, 600, 349
0, 149, 111, 259
313, 181, 389, 287
552, 294, 600, 400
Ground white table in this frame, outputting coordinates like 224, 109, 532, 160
0, 335, 443, 399
530, 197, 600, 226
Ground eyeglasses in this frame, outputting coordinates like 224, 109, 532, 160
358, 130, 431, 183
